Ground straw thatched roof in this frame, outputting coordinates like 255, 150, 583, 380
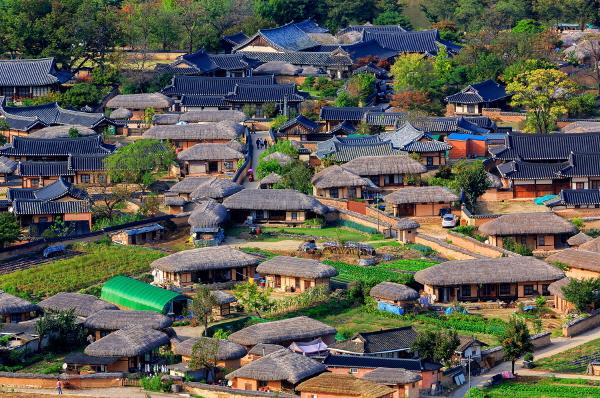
414, 257, 564, 286
169, 176, 211, 194
384, 186, 458, 205
577, 236, 600, 253
311, 165, 372, 189
225, 349, 326, 384
567, 232, 592, 246
177, 143, 244, 161
263, 152, 293, 165
478, 213, 577, 236
343, 155, 427, 176
188, 199, 229, 230
151, 246, 260, 273
254, 61, 302, 76
212, 290, 236, 305
180, 110, 246, 123
256, 256, 338, 279
227, 139, 245, 153
106, 93, 173, 109
0, 156, 17, 174
296, 372, 395, 398
143, 121, 244, 141
109, 107, 133, 120
397, 218, 420, 230
362, 367, 422, 385
369, 282, 419, 302
190, 177, 244, 200
84, 326, 170, 357
0, 291, 39, 315
173, 337, 246, 360
546, 249, 600, 273
223, 189, 329, 214
248, 343, 285, 356
153, 113, 181, 125
228, 316, 336, 346
260, 172, 282, 187
548, 277, 570, 299
28, 125, 97, 138
38, 292, 118, 318
83, 310, 172, 331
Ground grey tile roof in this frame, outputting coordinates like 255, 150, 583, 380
278, 115, 320, 133
240, 51, 353, 67
446, 80, 508, 104
319, 106, 384, 121
0, 58, 71, 87
162, 75, 275, 96
0, 156, 17, 174
329, 327, 417, 354
364, 112, 406, 126
180, 95, 228, 107
490, 132, 600, 161
12, 199, 90, 215
235, 22, 319, 52
496, 160, 567, 180
222, 32, 249, 46
0, 136, 115, 157
547, 189, 600, 207
224, 84, 306, 103
17, 161, 72, 177
1, 102, 109, 129
337, 25, 407, 35
323, 355, 442, 371
362, 29, 442, 54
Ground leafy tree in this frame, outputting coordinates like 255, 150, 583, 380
254, 0, 326, 26
0, 213, 20, 248
561, 277, 600, 312
453, 161, 490, 210
0, 119, 8, 145
191, 286, 217, 336
92, 184, 134, 220
512, 19, 544, 34
507, 69, 578, 133
274, 160, 314, 194
324, 0, 377, 31
143, 107, 156, 125
35, 309, 82, 352
373, 10, 411, 29
41, 217, 73, 239
335, 91, 358, 107
68, 127, 80, 138
567, 93, 597, 118
390, 54, 435, 92
189, 338, 218, 381
61, 83, 103, 109
580, 34, 600, 94
138, 193, 161, 216
412, 329, 460, 366
233, 281, 273, 318
345, 73, 376, 106
501, 316, 533, 374
262, 102, 278, 118
501, 59, 556, 84
390, 91, 433, 113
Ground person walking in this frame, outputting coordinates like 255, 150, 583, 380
56, 378, 63, 395
255, 138, 261, 149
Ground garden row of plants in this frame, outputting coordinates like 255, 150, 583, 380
467, 380, 600, 398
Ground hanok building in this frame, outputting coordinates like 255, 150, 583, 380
315, 136, 400, 164
153, 110, 246, 125
296, 373, 395, 398
172, 337, 247, 378
256, 256, 338, 293
414, 257, 565, 303
347, 29, 460, 56
105, 93, 173, 130
7, 178, 92, 232
369, 282, 420, 314
546, 249, 600, 280
0, 58, 71, 99
259, 172, 282, 189
239, 51, 353, 79
38, 292, 118, 318
361, 367, 422, 398
158, 49, 259, 77
0, 291, 40, 323
0, 156, 17, 183
445, 80, 509, 116
150, 246, 260, 287
277, 114, 321, 140
226, 348, 326, 392
319, 106, 385, 131
545, 189, 600, 211
188, 199, 229, 246
16, 154, 109, 188
384, 186, 458, 217
228, 316, 337, 349
328, 326, 418, 359
478, 212, 577, 251
177, 142, 244, 176
311, 165, 375, 199
342, 155, 427, 189
165, 176, 244, 213
222, 188, 329, 224
143, 121, 245, 150
222, 83, 307, 116
380, 122, 452, 167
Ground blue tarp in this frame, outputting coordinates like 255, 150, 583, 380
378, 301, 404, 315
445, 306, 468, 315
534, 194, 557, 205
43, 244, 65, 257
447, 133, 488, 141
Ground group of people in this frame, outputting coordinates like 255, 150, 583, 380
255, 138, 269, 149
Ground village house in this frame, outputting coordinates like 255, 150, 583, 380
0, 319, 49, 354
546, 249, 600, 279
381, 123, 452, 167
210, 290, 237, 318
177, 142, 244, 176
150, 246, 260, 287
99, 276, 188, 315
453, 337, 487, 368
328, 326, 418, 359
228, 316, 337, 349
27, 124, 97, 139
445, 80, 509, 116
361, 367, 422, 398
414, 257, 565, 303
384, 186, 458, 217
241, 343, 284, 365
296, 372, 395, 398
105, 93, 173, 131
259, 172, 282, 189
478, 212, 577, 251
15, 154, 109, 188
82, 326, 171, 373
0, 58, 71, 99
447, 133, 507, 160
143, 121, 245, 150
187, 199, 229, 246
222, 188, 329, 224
38, 292, 118, 318
314, 136, 399, 164
349, 29, 460, 56
158, 49, 259, 77
277, 114, 321, 140
548, 278, 575, 314
83, 309, 173, 341
546, 189, 600, 211
109, 223, 165, 246
319, 106, 385, 130
369, 282, 420, 314
256, 256, 338, 293
243, 52, 353, 80
0, 291, 40, 323
153, 109, 246, 125
322, 355, 442, 392
311, 165, 375, 199
165, 176, 244, 213
226, 348, 326, 392
342, 155, 427, 189
566, 231, 593, 247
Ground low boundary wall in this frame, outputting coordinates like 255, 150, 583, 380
563, 309, 600, 337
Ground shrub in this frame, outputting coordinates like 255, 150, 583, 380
570, 217, 584, 229
502, 238, 533, 256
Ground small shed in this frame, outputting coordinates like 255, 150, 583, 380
259, 172, 282, 189
396, 218, 420, 243
110, 223, 165, 245
188, 200, 229, 247
256, 256, 338, 293
173, 337, 246, 369
370, 282, 419, 312
0, 291, 40, 323
100, 276, 188, 315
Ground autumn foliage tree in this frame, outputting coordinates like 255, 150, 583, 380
390, 91, 432, 113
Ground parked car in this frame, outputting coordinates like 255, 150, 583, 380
442, 214, 457, 228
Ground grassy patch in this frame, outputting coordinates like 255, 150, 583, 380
324, 258, 436, 285
15, 352, 70, 374
472, 379, 600, 398
239, 247, 278, 259
535, 338, 600, 374
0, 242, 165, 301
262, 226, 384, 241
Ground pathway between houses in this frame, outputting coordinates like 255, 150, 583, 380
0, 387, 178, 398
243, 130, 269, 189
449, 326, 600, 397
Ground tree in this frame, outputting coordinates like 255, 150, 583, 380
561, 277, 600, 312
390, 91, 432, 113
274, 160, 314, 194
390, 54, 435, 92
92, 183, 134, 220
0, 213, 20, 248
189, 337, 219, 381
507, 69, 578, 133
501, 59, 556, 84
373, 10, 412, 30
345, 73, 376, 106
501, 316, 533, 374
567, 93, 597, 118
453, 161, 490, 210
512, 19, 544, 34
0, 119, 9, 145
191, 286, 217, 336
412, 329, 460, 366
580, 34, 600, 94
61, 83, 103, 109
34, 309, 81, 352
233, 281, 272, 317
335, 91, 358, 107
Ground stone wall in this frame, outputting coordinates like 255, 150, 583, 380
531, 332, 552, 348
562, 309, 600, 337
185, 382, 295, 398
415, 234, 481, 260
447, 231, 518, 258
482, 108, 527, 124
0, 372, 124, 389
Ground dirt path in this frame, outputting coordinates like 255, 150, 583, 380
0, 387, 175, 398
243, 130, 269, 188
231, 239, 301, 253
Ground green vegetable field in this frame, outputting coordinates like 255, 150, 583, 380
469, 379, 600, 398
324, 258, 437, 285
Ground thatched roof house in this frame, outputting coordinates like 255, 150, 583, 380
0, 291, 40, 321
228, 316, 336, 347
109, 107, 133, 120
223, 189, 328, 214
84, 326, 170, 358
254, 61, 303, 76
38, 292, 118, 318
263, 151, 293, 165
577, 236, 600, 252
257, 256, 338, 279
479, 213, 577, 236
28, 124, 97, 138
396, 218, 420, 231
384, 186, 458, 205
546, 249, 600, 276
153, 110, 246, 124
83, 309, 172, 332
192, 177, 244, 200
362, 367, 422, 385
296, 373, 395, 398
212, 290, 236, 305
343, 155, 427, 176
174, 337, 246, 360
177, 143, 244, 161
260, 172, 282, 188
143, 121, 244, 142
151, 247, 259, 274
106, 93, 173, 110
226, 349, 326, 387
188, 199, 229, 232
548, 277, 570, 299
247, 343, 285, 357
370, 282, 419, 303
567, 232, 592, 247
311, 165, 372, 189
169, 176, 208, 194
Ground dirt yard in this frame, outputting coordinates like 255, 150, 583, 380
475, 200, 548, 214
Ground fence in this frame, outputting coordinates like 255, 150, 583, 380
447, 231, 518, 258
232, 127, 253, 184
0, 372, 124, 389
562, 309, 600, 337
185, 382, 296, 398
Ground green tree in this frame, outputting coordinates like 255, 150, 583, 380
324, 0, 377, 31
143, 107, 156, 125
507, 69, 578, 133
335, 91, 358, 107
373, 10, 412, 29
189, 337, 218, 381
501, 316, 533, 374
412, 329, 460, 366
453, 161, 490, 210
0, 119, 9, 145
68, 127, 80, 138
512, 19, 544, 34
274, 160, 314, 194
346, 73, 376, 106
561, 277, 600, 312
233, 281, 273, 318
0, 213, 20, 248
501, 59, 556, 84
61, 83, 103, 109
390, 54, 435, 92
567, 93, 597, 118
191, 286, 217, 336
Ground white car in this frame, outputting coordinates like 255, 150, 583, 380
442, 214, 458, 228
